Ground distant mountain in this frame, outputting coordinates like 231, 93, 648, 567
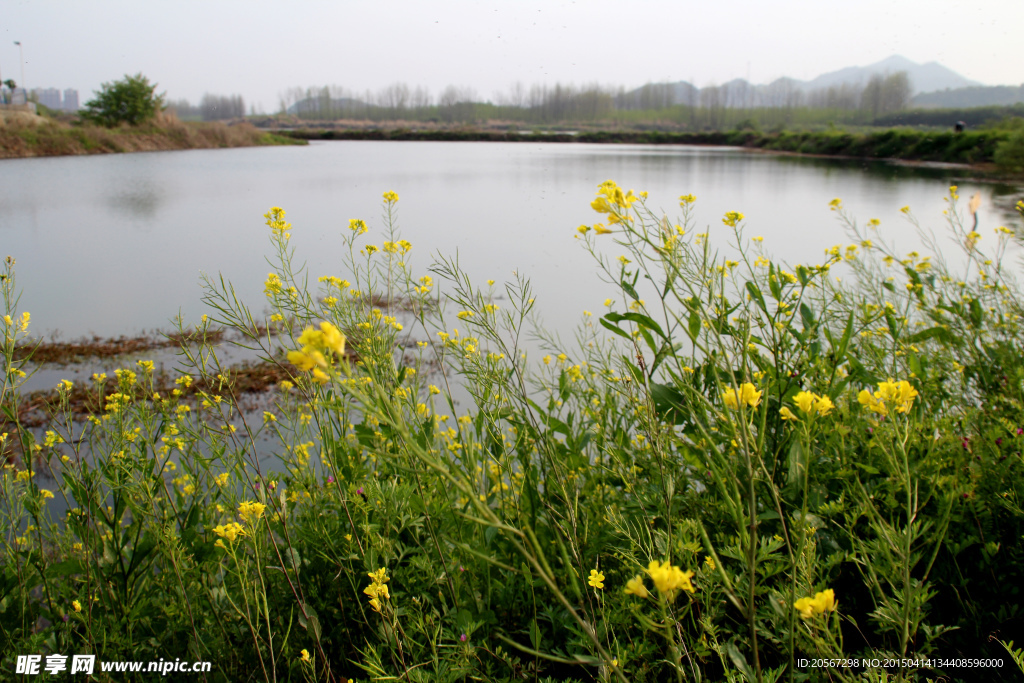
618, 55, 985, 109
803, 55, 980, 95
913, 84, 1024, 108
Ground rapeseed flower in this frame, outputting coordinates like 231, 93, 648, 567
72, 600, 82, 613
858, 379, 917, 416
722, 383, 761, 410
213, 522, 246, 543
588, 569, 605, 590
722, 211, 745, 228
300, 649, 310, 662
238, 501, 266, 523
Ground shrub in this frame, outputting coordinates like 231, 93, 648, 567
80, 73, 165, 127
994, 130, 1024, 173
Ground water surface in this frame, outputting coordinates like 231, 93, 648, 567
0, 141, 1015, 341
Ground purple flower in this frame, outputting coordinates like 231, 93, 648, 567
1018, 428, 1023, 436
459, 565, 465, 572
255, 482, 261, 489
996, 438, 1003, 446
269, 481, 277, 490
459, 634, 468, 642
327, 476, 335, 484
356, 487, 364, 496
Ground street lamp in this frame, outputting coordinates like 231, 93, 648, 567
14, 41, 25, 103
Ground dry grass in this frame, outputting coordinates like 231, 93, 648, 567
0, 111, 303, 159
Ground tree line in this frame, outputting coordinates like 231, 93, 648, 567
272, 72, 912, 128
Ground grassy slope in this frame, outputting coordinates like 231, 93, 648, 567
0, 114, 304, 159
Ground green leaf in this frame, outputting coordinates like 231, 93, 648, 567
785, 439, 806, 495
46, 560, 85, 579
605, 312, 667, 340
745, 281, 767, 314
529, 618, 542, 649
969, 297, 984, 327
598, 316, 632, 341
727, 642, 756, 683
688, 311, 701, 341
908, 326, 951, 344
650, 383, 689, 425
800, 303, 816, 331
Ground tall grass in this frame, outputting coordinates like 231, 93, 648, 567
2, 188, 1023, 682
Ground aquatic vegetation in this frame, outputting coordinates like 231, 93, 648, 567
1, 189, 1023, 682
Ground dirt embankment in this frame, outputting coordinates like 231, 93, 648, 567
0, 113, 304, 159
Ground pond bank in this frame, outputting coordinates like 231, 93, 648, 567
0, 116, 305, 159
278, 126, 1014, 171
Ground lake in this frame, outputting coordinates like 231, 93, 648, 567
0, 141, 1017, 344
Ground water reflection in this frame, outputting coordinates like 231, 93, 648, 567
0, 141, 1017, 341
107, 182, 163, 222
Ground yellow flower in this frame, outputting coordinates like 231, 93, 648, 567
213, 522, 246, 543
300, 649, 311, 662
859, 379, 917, 416
795, 589, 837, 619
594, 224, 613, 235
829, 198, 842, 211
815, 395, 834, 416
647, 560, 695, 599
679, 194, 696, 206
348, 218, 368, 234
319, 321, 346, 355
288, 349, 326, 372
794, 391, 816, 414
577, 224, 591, 234
588, 569, 605, 590
624, 575, 649, 598
383, 190, 399, 203
793, 596, 816, 619
779, 406, 799, 421
722, 211, 745, 228
723, 383, 761, 410
72, 600, 82, 613
40, 489, 54, 500
858, 389, 888, 416
811, 589, 836, 613
238, 501, 266, 523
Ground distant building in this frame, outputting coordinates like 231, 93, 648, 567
34, 88, 62, 110
63, 88, 79, 111
11, 87, 27, 105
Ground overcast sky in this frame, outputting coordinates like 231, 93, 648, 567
4, 0, 1022, 111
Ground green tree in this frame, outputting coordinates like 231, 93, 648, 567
81, 73, 165, 126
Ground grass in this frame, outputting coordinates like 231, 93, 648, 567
0, 112, 306, 159
1, 189, 1024, 682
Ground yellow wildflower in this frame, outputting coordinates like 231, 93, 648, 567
624, 575, 649, 598
588, 569, 605, 590
722, 211, 745, 228
722, 382, 761, 410
238, 501, 266, 522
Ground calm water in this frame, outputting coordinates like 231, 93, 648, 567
0, 141, 1017, 341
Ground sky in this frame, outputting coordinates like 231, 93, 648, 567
3, 0, 1023, 112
